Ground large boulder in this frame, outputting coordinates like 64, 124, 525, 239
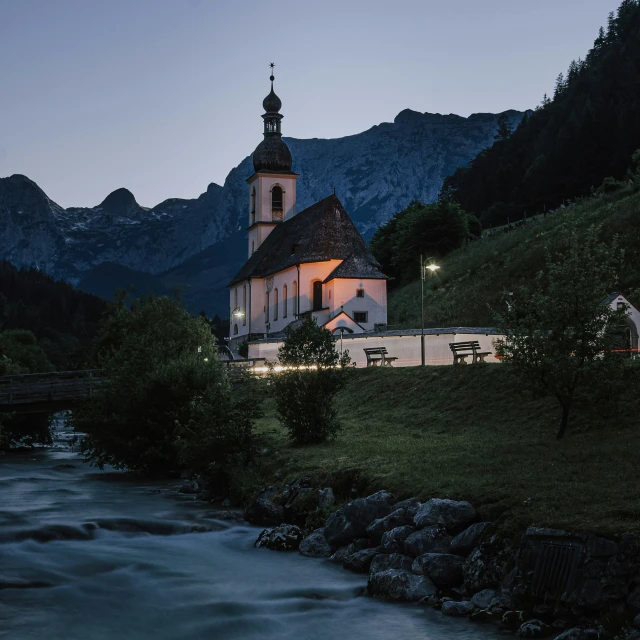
381, 525, 415, 552
370, 553, 414, 575
404, 526, 451, 557
324, 490, 397, 547
244, 486, 284, 526
366, 509, 413, 543
463, 536, 514, 593
317, 488, 335, 508
255, 524, 303, 551
368, 569, 436, 602
516, 619, 552, 638
343, 548, 378, 573
413, 498, 476, 532
299, 528, 332, 558
441, 600, 475, 617
450, 522, 492, 556
412, 553, 464, 587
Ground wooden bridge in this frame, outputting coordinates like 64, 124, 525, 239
0, 370, 104, 412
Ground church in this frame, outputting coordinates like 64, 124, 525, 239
228, 71, 388, 345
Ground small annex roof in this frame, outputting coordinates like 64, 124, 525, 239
322, 310, 366, 334
228, 194, 385, 286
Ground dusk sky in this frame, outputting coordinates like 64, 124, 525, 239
1, 0, 621, 208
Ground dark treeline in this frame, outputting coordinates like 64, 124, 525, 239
441, 0, 640, 226
0, 261, 106, 371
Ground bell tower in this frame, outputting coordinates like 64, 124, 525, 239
247, 64, 298, 258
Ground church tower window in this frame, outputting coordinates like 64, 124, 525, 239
271, 186, 283, 221
251, 188, 256, 225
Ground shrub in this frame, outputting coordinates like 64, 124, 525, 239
270, 317, 350, 445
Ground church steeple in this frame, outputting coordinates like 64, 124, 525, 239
252, 64, 293, 173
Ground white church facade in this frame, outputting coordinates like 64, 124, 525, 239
228, 71, 388, 345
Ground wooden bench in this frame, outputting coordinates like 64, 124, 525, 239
363, 347, 398, 367
449, 341, 492, 365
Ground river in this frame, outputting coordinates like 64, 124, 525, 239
0, 418, 501, 640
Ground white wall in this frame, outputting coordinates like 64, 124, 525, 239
249, 331, 503, 367
331, 278, 387, 330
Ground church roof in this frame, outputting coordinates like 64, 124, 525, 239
228, 194, 386, 286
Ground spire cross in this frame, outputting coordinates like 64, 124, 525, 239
269, 62, 275, 83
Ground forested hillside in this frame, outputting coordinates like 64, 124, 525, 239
0, 261, 106, 371
387, 187, 640, 328
441, 0, 640, 226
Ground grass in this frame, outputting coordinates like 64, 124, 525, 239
388, 187, 640, 328
256, 365, 640, 538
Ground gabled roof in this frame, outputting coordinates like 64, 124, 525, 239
323, 252, 387, 283
228, 194, 386, 286
322, 310, 366, 334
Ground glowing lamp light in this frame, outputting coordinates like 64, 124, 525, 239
425, 263, 440, 273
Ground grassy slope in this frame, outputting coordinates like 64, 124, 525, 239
257, 366, 640, 537
387, 188, 640, 328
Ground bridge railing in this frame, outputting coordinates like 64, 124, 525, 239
0, 370, 104, 407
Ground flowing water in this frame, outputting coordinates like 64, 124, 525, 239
0, 418, 501, 640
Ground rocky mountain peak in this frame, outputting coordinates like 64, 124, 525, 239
98, 188, 142, 216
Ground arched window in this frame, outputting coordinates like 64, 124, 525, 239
274, 288, 279, 320
234, 287, 238, 308
272, 186, 283, 211
250, 187, 256, 224
265, 291, 270, 322
251, 240, 255, 255
242, 285, 247, 326
233, 324, 238, 335
283, 284, 288, 318
312, 281, 322, 311
292, 281, 298, 316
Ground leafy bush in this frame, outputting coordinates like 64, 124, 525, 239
270, 317, 351, 445
73, 296, 261, 488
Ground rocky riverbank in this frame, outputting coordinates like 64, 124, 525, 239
244, 480, 640, 640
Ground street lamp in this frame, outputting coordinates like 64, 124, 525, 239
420, 255, 441, 366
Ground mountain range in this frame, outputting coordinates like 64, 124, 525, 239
0, 108, 523, 316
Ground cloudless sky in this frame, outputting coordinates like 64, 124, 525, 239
0, 0, 622, 208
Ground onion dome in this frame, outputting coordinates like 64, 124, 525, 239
262, 86, 282, 114
252, 64, 293, 173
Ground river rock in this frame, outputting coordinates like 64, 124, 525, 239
411, 553, 464, 587
368, 569, 436, 602
635, 613, 640, 629
393, 497, 421, 518
381, 525, 415, 552
463, 535, 514, 592
255, 524, 303, 551
299, 529, 332, 558
330, 543, 356, 563
450, 522, 492, 556
585, 535, 618, 558
244, 486, 284, 526
628, 586, 640, 612
324, 490, 396, 547
370, 553, 414, 574
470, 588, 498, 609
552, 629, 601, 640
366, 509, 413, 543
284, 487, 316, 526
441, 600, 475, 616
413, 499, 476, 532
517, 619, 552, 638
343, 548, 378, 573
179, 480, 199, 494
317, 488, 335, 508
404, 526, 451, 557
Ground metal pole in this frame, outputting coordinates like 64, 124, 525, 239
420, 254, 425, 366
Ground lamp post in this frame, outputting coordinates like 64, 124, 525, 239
420, 255, 440, 366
